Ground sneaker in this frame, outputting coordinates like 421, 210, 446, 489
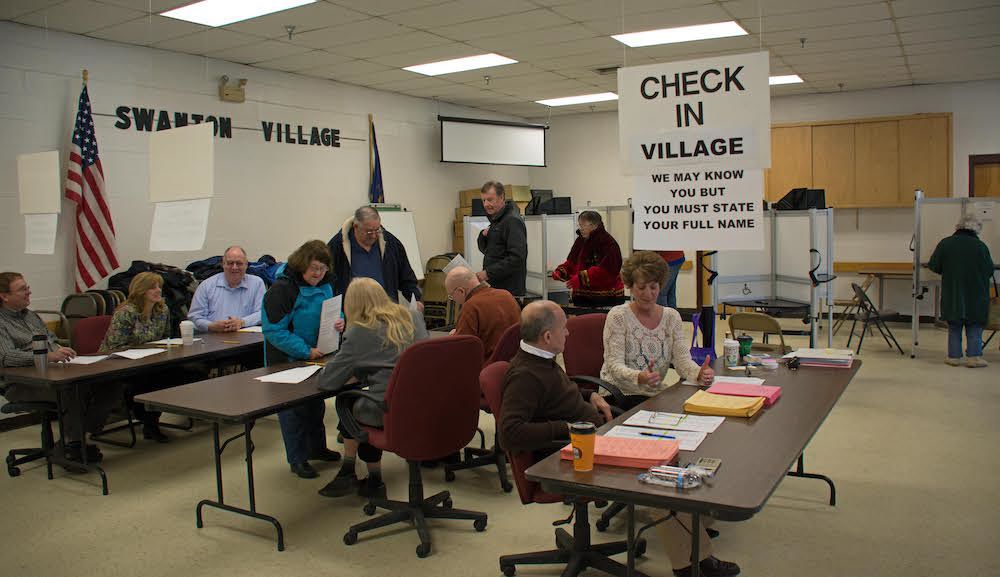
357, 477, 387, 500
318, 472, 359, 497
290, 462, 319, 479
966, 356, 988, 368
308, 448, 342, 462
944, 357, 963, 366
673, 557, 740, 577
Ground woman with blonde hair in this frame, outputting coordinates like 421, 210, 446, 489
316, 277, 427, 498
99, 271, 172, 441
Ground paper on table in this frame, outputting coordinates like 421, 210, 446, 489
605, 425, 708, 451
18, 151, 61, 214
624, 410, 725, 433
149, 198, 211, 252
254, 365, 321, 384
148, 337, 202, 345
559, 435, 679, 468
111, 348, 166, 360
149, 122, 214, 202
24, 213, 58, 255
442, 254, 471, 274
66, 355, 109, 365
238, 325, 263, 333
316, 295, 343, 355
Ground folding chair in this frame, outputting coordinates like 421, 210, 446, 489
846, 282, 904, 355
832, 274, 874, 335
728, 312, 792, 355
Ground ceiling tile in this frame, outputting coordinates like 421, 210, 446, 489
87, 15, 207, 46
756, 19, 895, 45
896, 6, 1000, 33
367, 75, 457, 91
906, 46, 1000, 68
367, 43, 485, 68
254, 49, 352, 72
328, 30, 452, 59
551, 0, 711, 21
207, 40, 310, 65
334, 67, 416, 85
720, 0, 880, 19
328, 0, 449, 17
504, 36, 621, 61
633, 35, 759, 61
429, 9, 572, 42
890, 0, 1000, 18
301, 59, 393, 80
905, 35, 1000, 56
382, 0, 538, 28
783, 45, 903, 67
740, 3, 889, 33
153, 28, 262, 54
448, 62, 546, 84
14, 0, 146, 34
223, 2, 369, 38
768, 34, 900, 54
898, 20, 999, 44
466, 23, 599, 52
0, 0, 66, 20
286, 18, 411, 50
582, 4, 735, 36
91, 0, 192, 10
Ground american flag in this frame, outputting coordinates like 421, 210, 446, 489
65, 84, 119, 291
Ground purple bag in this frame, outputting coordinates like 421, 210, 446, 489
689, 311, 717, 365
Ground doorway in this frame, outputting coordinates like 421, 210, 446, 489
969, 154, 1000, 197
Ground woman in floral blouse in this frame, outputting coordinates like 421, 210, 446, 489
99, 272, 171, 442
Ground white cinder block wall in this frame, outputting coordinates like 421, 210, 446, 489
0, 22, 530, 311
528, 79, 1000, 313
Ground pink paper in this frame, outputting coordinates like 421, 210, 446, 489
707, 382, 782, 407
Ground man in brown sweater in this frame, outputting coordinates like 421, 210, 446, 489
446, 266, 521, 363
499, 300, 740, 577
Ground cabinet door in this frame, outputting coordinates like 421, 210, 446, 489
766, 126, 813, 202
812, 124, 854, 207
899, 116, 950, 199
855, 121, 899, 207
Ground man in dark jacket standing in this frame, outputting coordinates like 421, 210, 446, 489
327, 206, 422, 307
477, 181, 528, 296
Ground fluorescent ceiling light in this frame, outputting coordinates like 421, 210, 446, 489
612, 21, 747, 47
403, 53, 517, 76
536, 92, 619, 107
769, 74, 804, 85
161, 0, 316, 27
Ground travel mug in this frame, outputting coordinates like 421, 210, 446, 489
569, 422, 596, 472
179, 320, 195, 345
32, 334, 48, 371
737, 335, 753, 358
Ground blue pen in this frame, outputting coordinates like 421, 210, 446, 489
640, 431, 676, 440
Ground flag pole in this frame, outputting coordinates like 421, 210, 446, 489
368, 113, 374, 180
82, 69, 88, 85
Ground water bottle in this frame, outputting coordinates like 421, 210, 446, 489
641, 465, 706, 489
32, 334, 48, 372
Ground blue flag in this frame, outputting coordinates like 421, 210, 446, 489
369, 118, 384, 203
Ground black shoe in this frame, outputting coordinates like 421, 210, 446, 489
308, 448, 342, 462
707, 528, 720, 539
673, 557, 740, 577
318, 472, 359, 497
64, 442, 101, 466
290, 462, 319, 479
357, 477, 387, 499
143, 423, 169, 443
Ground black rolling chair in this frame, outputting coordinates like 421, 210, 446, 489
2, 384, 57, 480
847, 282, 904, 355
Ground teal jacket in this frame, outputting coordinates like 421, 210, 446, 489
262, 265, 335, 363
928, 229, 994, 324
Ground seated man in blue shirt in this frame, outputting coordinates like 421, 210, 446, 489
327, 206, 422, 309
188, 246, 265, 332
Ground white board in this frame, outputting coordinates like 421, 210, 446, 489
378, 210, 423, 279
463, 216, 490, 274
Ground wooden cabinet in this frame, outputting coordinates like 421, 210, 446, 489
767, 113, 951, 208
812, 124, 855, 206
766, 126, 812, 202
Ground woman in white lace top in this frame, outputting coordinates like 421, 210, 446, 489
600, 251, 714, 409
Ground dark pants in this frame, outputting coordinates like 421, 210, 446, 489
615, 394, 650, 412
4, 382, 122, 441
337, 421, 383, 463
278, 399, 328, 465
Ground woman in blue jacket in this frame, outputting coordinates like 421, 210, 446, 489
263, 240, 341, 478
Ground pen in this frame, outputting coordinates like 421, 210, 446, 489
222, 340, 240, 344
305, 361, 326, 366
640, 431, 676, 440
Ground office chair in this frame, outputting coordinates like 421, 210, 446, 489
444, 322, 520, 492
337, 336, 488, 558
480, 361, 647, 577
728, 312, 792, 354
2, 384, 57, 480
847, 282, 904, 355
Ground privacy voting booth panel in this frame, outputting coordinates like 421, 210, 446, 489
714, 216, 773, 302
525, 217, 545, 296
525, 214, 578, 297
604, 205, 634, 261
775, 211, 831, 303
378, 211, 424, 279
918, 199, 1000, 264
463, 216, 490, 274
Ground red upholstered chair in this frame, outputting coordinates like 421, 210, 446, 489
71, 315, 112, 355
444, 321, 521, 492
481, 361, 646, 577
336, 335, 488, 558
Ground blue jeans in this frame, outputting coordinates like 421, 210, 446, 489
656, 262, 683, 309
947, 321, 983, 358
277, 399, 328, 465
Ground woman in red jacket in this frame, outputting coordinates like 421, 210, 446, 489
552, 211, 626, 307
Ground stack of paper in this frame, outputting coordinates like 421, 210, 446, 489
683, 390, 765, 418
605, 425, 708, 451
254, 365, 322, 384
623, 410, 725, 433
707, 380, 782, 407
111, 349, 166, 360
784, 348, 854, 368
238, 326, 263, 333
559, 436, 679, 468
148, 337, 202, 345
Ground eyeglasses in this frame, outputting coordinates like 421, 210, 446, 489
356, 225, 383, 237
308, 263, 329, 274
223, 260, 247, 268
7, 284, 30, 294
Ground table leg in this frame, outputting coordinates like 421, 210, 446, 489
195, 420, 285, 551
46, 384, 109, 495
626, 504, 635, 577
690, 512, 701, 577
785, 453, 836, 506
877, 276, 885, 312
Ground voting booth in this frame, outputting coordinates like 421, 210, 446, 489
711, 208, 835, 347
910, 192, 1000, 357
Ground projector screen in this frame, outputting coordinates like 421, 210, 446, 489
439, 116, 546, 167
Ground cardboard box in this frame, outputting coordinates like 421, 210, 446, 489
459, 188, 480, 207
455, 206, 472, 219
507, 184, 531, 202
453, 219, 464, 236
452, 233, 464, 254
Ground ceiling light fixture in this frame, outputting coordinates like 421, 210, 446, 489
536, 92, 619, 107
403, 53, 517, 76
612, 21, 747, 47
769, 74, 804, 85
161, 0, 316, 28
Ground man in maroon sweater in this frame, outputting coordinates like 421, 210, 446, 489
445, 266, 520, 363
499, 300, 740, 577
